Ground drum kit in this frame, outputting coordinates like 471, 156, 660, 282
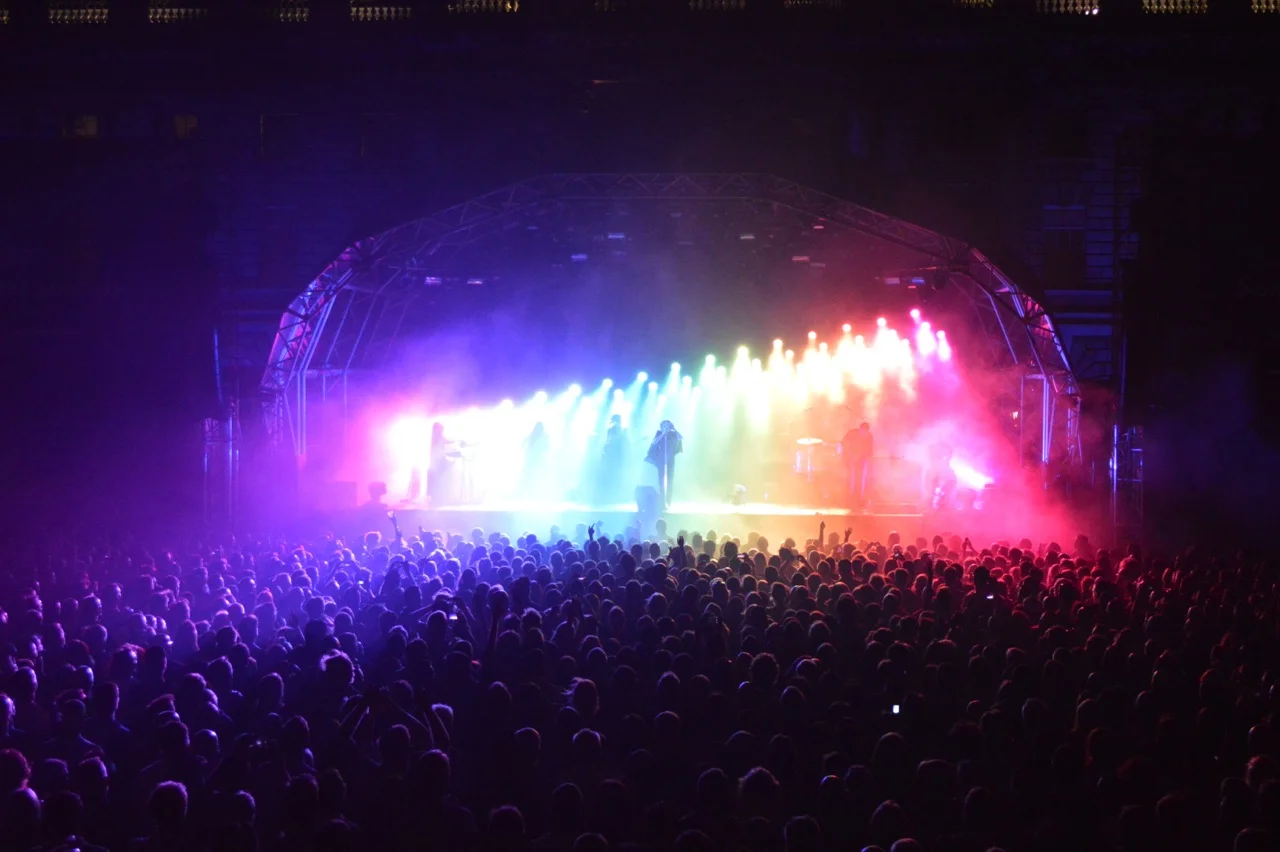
442, 440, 475, 503
785, 434, 850, 502
794, 436, 831, 481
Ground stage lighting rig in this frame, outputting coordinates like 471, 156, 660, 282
883, 265, 958, 292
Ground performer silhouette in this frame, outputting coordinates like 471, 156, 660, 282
427, 422, 448, 505
522, 422, 550, 497
645, 420, 683, 510
841, 421, 874, 508
927, 439, 957, 511
601, 414, 628, 503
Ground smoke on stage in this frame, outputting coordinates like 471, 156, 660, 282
331, 300, 1089, 546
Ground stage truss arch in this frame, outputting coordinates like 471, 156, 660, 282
262, 173, 1082, 475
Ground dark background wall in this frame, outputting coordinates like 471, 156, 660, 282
1, 2, 1276, 537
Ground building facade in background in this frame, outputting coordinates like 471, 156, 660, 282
0, 2, 1274, 418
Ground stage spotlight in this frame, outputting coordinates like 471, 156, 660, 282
785, 349, 795, 360
602, 378, 613, 389
910, 308, 921, 322
705, 354, 715, 366
671, 362, 680, 372
613, 388, 624, 399
499, 399, 514, 409
637, 371, 648, 382
647, 381, 658, 392
773, 338, 783, 349
807, 331, 817, 341
534, 390, 548, 403
568, 384, 582, 396
916, 323, 937, 356
876, 317, 887, 328
842, 323, 852, 333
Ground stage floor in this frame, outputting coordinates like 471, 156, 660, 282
389, 499, 928, 544
423, 500, 913, 518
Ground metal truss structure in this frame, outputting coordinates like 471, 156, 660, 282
1111, 424, 1144, 538
262, 173, 1082, 469
202, 398, 242, 528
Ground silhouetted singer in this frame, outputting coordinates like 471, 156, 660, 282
645, 420, 683, 510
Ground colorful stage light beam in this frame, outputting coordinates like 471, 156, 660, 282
951, 457, 994, 490
382, 312, 962, 506
916, 321, 937, 357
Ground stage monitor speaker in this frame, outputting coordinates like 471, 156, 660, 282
635, 486, 661, 516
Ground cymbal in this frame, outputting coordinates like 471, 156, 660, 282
796, 437, 824, 446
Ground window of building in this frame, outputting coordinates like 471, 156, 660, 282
448, 0, 519, 10
351, 2, 412, 20
260, 114, 303, 161
49, 1, 110, 23
1036, 0, 1099, 12
1143, 0, 1206, 10
952, 0, 993, 6
148, 3, 209, 23
270, 0, 309, 22
689, 0, 746, 9
64, 115, 100, 139
174, 114, 198, 140
1255, 0, 1279, 11
1042, 228, 1087, 292
1041, 159, 1089, 210
782, 0, 843, 8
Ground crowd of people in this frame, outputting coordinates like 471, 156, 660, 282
0, 517, 1276, 852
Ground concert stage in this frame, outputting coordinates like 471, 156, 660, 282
388, 499, 933, 545
232, 174, 1090, 546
